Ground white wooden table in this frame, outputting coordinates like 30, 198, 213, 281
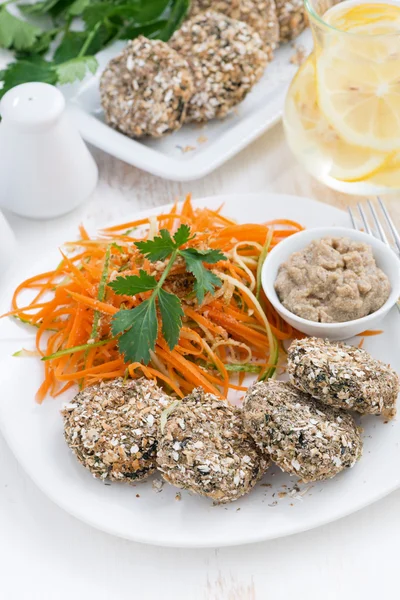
1, 122, 399, 600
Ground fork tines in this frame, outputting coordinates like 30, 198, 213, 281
348, 197, 400, 255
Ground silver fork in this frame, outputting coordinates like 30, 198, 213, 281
348, 197, 400, 312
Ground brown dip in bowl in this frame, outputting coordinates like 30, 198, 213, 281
274, 237, 391, 323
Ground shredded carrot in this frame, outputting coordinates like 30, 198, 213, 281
2, 195, 304, 401
68, 292, 118, 315
357, 330, 384, 337
79, 223, 90, 240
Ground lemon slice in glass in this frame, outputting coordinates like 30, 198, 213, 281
367, 151, 400, 187
325, 2, 400, 31
288, 57, 389, 181
316, 3, 400, 152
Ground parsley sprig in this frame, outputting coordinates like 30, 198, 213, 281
109, 225, 226, 364
0, 0, 189, 97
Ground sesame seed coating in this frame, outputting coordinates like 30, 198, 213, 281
157, 388, 270, 503
189, 0, 242, 16
275, 0, 308, 42
99, 37, 194, 138
189, 0, 279, 50
169, 11, 270, 123
288, 338, 399, 419
62, 378, 172, 482
243, 380, 363, 483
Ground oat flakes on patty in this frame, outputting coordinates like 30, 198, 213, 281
189, 0, 279, 51
157, 388, 270, 503
243, 380, 362, 483
275, 0, 308, 42
169, 11, 270, 122
62, 378, 172, 482
100, 36, 194, 138
288, 338, 399, 419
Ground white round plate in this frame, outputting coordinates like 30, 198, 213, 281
0, 194, 399, 548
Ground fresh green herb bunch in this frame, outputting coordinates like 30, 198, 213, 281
0, 0, 190, 97
109, 224, 226, 364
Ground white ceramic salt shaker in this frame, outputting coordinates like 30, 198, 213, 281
0, 82, 98, 219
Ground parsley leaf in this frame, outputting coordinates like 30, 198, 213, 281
19, 0, 61, 16
68, 0, 91, 16
110, 226, 225, 364
24, 30, 59, 55
135, 229, 175, 262
135, 224, 193, 262
111, 309, 138, 336
183, 248, 226, 264
55, 55, 98, 84
53, 24, 113, 63
0, 54, 98, 98
53, 31, 87, 63
0, 57, 57, 98
173, 224, 193, 246
115, 299, 158, 364
0, 8, 41, 51
109, 270, 157, 296
48, 0, 79, 18
180, 249, 224, 305
158, 288, 183, 350
156, 0, 189, 41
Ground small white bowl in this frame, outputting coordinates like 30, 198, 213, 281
262, 227, 400, 341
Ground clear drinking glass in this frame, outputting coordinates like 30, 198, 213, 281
283, 0, 400, 194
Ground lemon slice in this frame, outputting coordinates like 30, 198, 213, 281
367, 151, 400, 187
325, 2, 400, 31
316, 3, 400, 152
287, 57, 389, 181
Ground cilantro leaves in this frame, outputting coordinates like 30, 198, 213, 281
56, 55, 98, 84
109, 270, 158, 296
0, 8, 41, 51
109, 225, 226, 364
135, 228, 190, 262
180, 248, 225, 304
158, 289, 184, 350
0, 54, 98, 98
115, 300, 158, 364
0, 57, 58, 97
0, 0, 190, 95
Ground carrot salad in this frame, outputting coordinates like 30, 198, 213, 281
4, 196, 304, 402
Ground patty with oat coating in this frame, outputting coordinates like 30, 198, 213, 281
188, 0, 279, 52
169, 11, 269, 122
62, 378, 172, 482
288, 337, 399, 419
243, 380, 362, 483
275, 0, 308, 42
157, 388, 270, 502
100, 37, 194, 138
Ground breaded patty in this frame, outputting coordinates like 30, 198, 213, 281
275, 0, 308, 42
157, 388, 270, 502
243, 380, 362, 483
100, 37, 194, 138
169, 11, 269, 122
189, 0, 279, 51
62, 378, 172, 482
288, 338, 399, 419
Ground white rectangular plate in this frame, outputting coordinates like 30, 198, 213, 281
64, 31, 312, 180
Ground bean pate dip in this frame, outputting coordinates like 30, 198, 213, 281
274, 237, 391, 323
